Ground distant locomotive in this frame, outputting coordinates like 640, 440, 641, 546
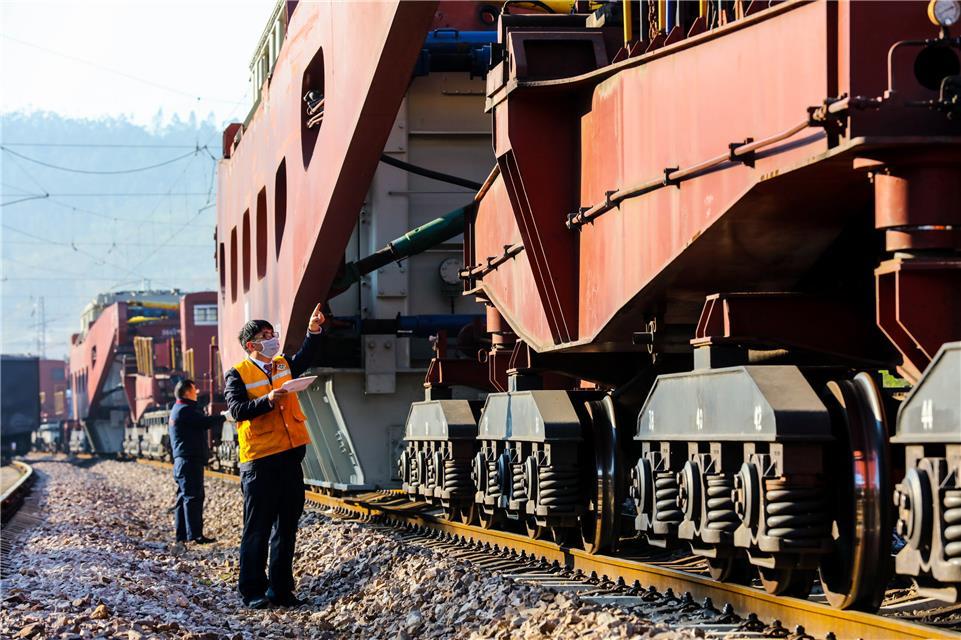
212, 0, 961, 613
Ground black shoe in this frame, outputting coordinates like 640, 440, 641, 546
190, 536, 216, 544
244, 596, 271, 610
267, 593, 306, 608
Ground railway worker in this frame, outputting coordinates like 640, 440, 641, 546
225, 304, 326, 610
169, 379, 227, 545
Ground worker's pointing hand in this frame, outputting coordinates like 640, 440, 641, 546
308, 303, 326, 332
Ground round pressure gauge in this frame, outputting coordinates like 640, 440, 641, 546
929, 0, 961, 27
438, 257, 462, 287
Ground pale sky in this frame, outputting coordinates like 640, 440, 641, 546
1, 0, 273, 126
0, 1, 277, 357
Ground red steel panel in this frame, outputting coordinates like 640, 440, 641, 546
472, 173, 555, 349
577, 1, 831, 348
69, 304, 122, 419
180, 291, 218, 382
217, 1, 439, 366
473, 0, 959, 355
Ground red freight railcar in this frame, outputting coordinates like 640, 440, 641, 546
216, 0, 961, 610
69, 291, 223, 458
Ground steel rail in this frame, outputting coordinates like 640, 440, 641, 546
137, 458, 959, 639
1, 461, 35, 524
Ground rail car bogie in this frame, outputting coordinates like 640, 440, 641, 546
471, 390, 613, 545
402, 400, 480, 522
892, 342, 961, 603
633, 365, 834, 595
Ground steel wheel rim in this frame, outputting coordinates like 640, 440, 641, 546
580, 397, 621, 554
706, 555, 753, 584
459, 502, 477, 525
758, 567, 815, 598
818, 374, 891, 611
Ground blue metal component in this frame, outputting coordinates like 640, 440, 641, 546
413, 29, 497, 78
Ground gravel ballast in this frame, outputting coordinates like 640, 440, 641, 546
0, 456, 695, 639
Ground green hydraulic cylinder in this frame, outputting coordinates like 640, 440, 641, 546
330, 202, 473, 294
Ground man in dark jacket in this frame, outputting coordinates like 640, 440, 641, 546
224, 304, 325, 609
169, 379, 226, 544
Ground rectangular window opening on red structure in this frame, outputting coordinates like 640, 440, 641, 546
256, 187, 268, 280
242, 210, 251, 292
219, 241, 226, 294
275, 158, 287, 258
230, 227, 238, 303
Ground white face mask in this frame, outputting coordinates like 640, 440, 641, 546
256, 336, 281, 358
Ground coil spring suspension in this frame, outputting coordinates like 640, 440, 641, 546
538, 466, 579, 508
486, 460, 500, 498
764, 480, 827, 547
944, 489, 961, 559
655, 472, 683, 524
512, 463, 527, 502
444, 460, 471, 495
705, 474, 739, 532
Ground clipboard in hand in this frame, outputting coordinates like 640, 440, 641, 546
280, 375, 318, 393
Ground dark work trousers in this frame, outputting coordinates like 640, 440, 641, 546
173, 457, 205, 541
238, 453, 306, 603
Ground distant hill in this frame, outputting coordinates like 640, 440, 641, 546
0, 110, 224, 358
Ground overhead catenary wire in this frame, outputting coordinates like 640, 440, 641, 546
2, 240, 211, 248
0, 33, 240, 104
2, 191, 214, 197
1, 145, 202, 175
0, 160, 156, 283
0, 194, 49, 208
1, 142, 201, 149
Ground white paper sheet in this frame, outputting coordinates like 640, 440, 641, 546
280, 375, 318, 393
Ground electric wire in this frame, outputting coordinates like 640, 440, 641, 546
2, 240, 211, 248
1, 142, 200, 149
0, 223, 151, 281
0, 194, 49, 208
2, 192, 213, 197
1, 145, 201, 175
0, 33, 239, 104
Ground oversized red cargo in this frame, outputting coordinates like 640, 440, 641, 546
215, 0, 961, 612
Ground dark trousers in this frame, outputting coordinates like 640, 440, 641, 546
238, 448, 306, 602
173, 457, 205, 541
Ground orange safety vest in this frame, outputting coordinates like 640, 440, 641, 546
234, 356, 311, 463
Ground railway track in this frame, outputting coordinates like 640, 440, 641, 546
139, 459, 960, 639
1, 461, 42, 579
1, 461, 35, 524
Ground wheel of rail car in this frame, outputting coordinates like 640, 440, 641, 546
458, 501, 477, 526
398, 450, 411, 486
818, 374, 891, 611
579, 397, 622, 554
551, 526, 577, 546
470, 452, 487, 494
758, 567, 816, 598
478, 508, 502, 530
442, 502, 458, 521
706, 556, 754, 584
525, 516, 550, 540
